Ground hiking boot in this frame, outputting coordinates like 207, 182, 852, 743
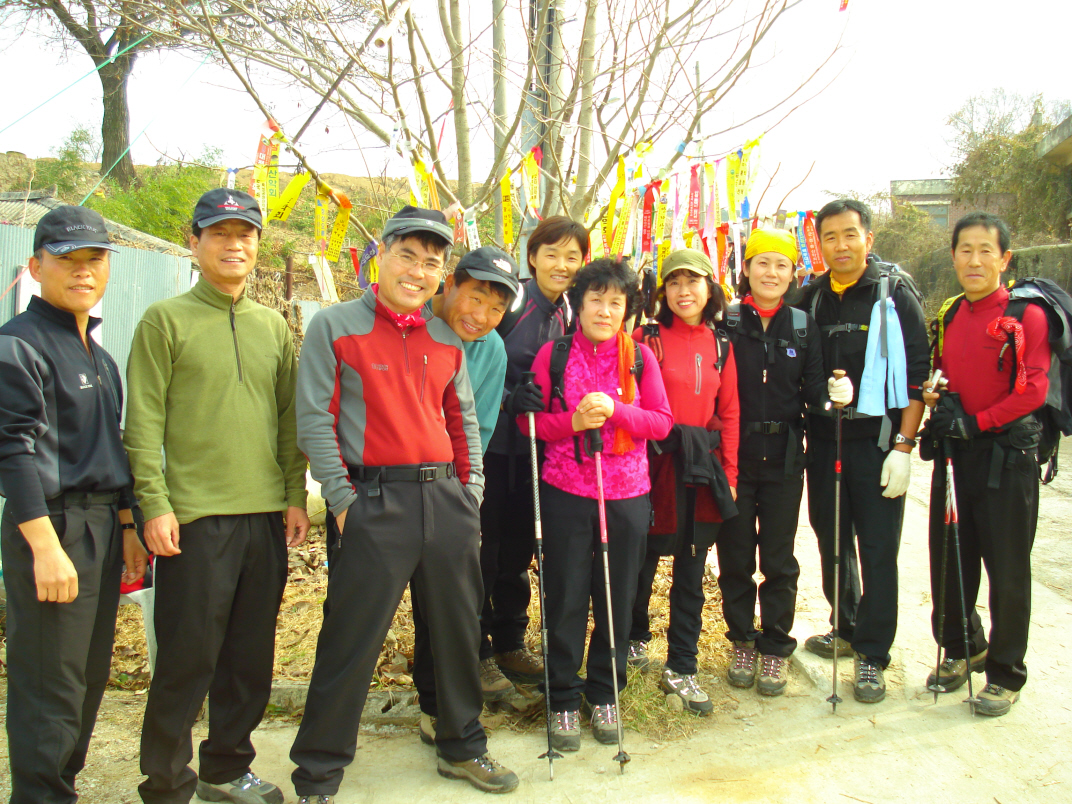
549, 709, 581, 752
727, 641, 759, 688
480, 657, 515, 701
495, 647, 543, 684
975, 683, 1020, 717
660, 668, 713, 716
296, 797, 333, 804
437, 754, 519, 794
853, 653, 886, 703
195, 773, 283, 804
627, 640, 651, 671
756, 654, 789, 697
805, 631, 853, 659
419, 712, 436, 746
925, 649, 987, 693
590, 703, 621, 745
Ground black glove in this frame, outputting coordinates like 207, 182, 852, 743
929, 395, 979, 441
504, 380, 545, 415
707, 429, 722, 452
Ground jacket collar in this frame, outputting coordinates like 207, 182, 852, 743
28, 295, 102, 337
191, 276, 249, 310
526, 278, 568, 316
965, 285, 1009, 312
812, 256, 882, 296
574, 327, 620, 354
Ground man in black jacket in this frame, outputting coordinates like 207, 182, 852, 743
794, 199, 929, 703
0, 206, 148, 803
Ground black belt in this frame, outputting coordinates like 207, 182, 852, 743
347, 462, 455, 496
46, 490, 122, 513
807, 405, 877, 421
744, 421, 790, 435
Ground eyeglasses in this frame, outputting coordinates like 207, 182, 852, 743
388, 248, 443, 274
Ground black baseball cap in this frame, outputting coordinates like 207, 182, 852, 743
382, 205, 454, 246
193, 189, 262, 231
34, 206, 118, 255
456, 246, 520, 301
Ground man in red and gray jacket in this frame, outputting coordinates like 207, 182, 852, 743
290, 206, 518, 801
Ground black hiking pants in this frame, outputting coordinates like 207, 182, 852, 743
138, 513, 287, 804
2, 500, 122, 804
806, 436, 904, 667
928, 439, 1038, 692
290, 470, 487, 797
477, 452, 536, 660
541, 484, 648, 711
716, 458, 804, 657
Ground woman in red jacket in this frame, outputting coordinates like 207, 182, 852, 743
629, 248, 739, 715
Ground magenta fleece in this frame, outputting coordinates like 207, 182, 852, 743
519, 331, 673, 500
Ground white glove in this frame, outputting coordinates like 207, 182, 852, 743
828, 375, 854, 407
880, 449, 911, 498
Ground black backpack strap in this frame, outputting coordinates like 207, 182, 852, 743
633, 340, 645, 384
714, 329, 730, 372
547, 335, 584, 464
788, 306, 809, 349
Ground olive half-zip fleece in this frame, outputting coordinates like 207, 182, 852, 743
124, 277, 307, 523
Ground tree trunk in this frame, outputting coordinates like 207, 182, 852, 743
97, 53, 138, 190
570, 0, 597, 220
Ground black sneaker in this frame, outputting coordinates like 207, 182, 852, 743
437, 754, 519, 793
853, 653, 886, 703
626, 640, 651, 671
926, 649, 987, 693
805, 631, 853, 659
975, 683, 1019, 717
195, 773, 283, 803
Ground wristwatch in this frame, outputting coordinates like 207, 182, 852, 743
893, 433, 917, 449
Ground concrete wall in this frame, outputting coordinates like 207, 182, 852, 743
909, 243, 1072, 316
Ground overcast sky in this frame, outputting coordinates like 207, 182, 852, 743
1, 0, 1069, 216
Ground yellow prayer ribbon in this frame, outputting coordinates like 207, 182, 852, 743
726, 153, 739, 221
267, 172, 311, 223
522, 151, 541, 212
500, 171, 514, 249
602, 156, 626, 253
326, 192, 353, 263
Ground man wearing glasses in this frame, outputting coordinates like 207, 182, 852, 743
291, 206, 518, 801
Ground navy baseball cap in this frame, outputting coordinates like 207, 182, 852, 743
456, 246, 520, 301
34, 206, 118, 255
382, 205, 453, 246
193, 189, 263, 231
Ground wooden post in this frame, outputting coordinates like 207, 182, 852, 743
285, 254, 294, 300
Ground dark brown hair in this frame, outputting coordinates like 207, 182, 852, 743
526, 215, 590, 269
655, 269, 726, 327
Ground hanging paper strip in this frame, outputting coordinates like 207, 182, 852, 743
522, 147, 542, 214
672, 172, 689, 250
500, 171, 514, 249
267, 172, 310, 223
225, 168, 237, 190
726, 152, 739, 221
796, 213, 814, 275
611, 191, 636, 260
357, 242, 379, 289
250, 134, 272, 210
703, 163, 717, 241
687, 164, 702, 231
314, 190, 330, 261
265, 134, 281, 213
602, 156, 627, 253
348, 246, 360, 284
657, 240, 672, 279
464, 208, 481, 250
416, 160, 440, 210
731, 221, 743, 284
775, 209, 787, 229
735, 149, 749, 218
840, 0, 849, 10
652, 179, 670, 248
641, 184, 656, 255
325, 192, 353, 263
803, 211, 826, 273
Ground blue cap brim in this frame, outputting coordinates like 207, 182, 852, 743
43, 241, 120, 255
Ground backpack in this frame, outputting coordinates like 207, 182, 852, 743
547, 333, 645, 463
933, 276, 1072, 484
722, 302, 810, 351
638, 321, 731, 372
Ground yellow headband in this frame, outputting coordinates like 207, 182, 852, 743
744, 228, 800, 265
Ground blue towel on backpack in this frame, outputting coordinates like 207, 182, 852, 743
857, 296, 908, 416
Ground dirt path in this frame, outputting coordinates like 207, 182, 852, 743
2, 448, 1070, 802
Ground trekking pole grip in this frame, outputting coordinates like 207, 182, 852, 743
586, 428, 604, 455
832, 369, 847, 410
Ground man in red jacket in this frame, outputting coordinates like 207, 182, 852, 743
924, 212, 1050, 717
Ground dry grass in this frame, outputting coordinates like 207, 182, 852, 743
103, 526, 733, 740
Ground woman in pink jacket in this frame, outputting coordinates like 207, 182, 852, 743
520, 259, 673, 752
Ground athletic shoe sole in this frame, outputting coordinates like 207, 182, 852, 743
194, 781, 284, 804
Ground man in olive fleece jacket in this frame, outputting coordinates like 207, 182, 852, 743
124, 189, 309, 804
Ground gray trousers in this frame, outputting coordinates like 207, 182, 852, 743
2, 502, 122, 804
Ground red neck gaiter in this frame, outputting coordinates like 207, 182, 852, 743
371, 283, 427, 331
743, 294, 782, 318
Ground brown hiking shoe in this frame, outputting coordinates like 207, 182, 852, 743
975, 683, 1019, 717
727, 641, 759, 688
756, 654, 788, 696
495, 647, 543, 684
805, 631, 853, 659
853, 653, 886, 703
437, 754, 519, 793
926, 649, 987, 693
480, 658, 515, 701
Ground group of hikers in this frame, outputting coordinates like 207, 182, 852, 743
0, 186, 1050, 804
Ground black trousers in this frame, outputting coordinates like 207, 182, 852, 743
541, 484, 648, 711
477, 452, 536, 660
138, 513, 287, 804
806, 437, 904, 666
290, 474, 487, 796
928, 440, 1038, 691
2, 502, 121, 804
716, 459, 803, 657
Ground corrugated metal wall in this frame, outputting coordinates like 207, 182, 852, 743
0, 223, 194, 382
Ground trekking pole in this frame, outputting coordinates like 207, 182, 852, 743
828, 369, 847, 713
942, 423, 980, 716
587, 427, 631, 773
927, 371, 949, 705
521, 371, 562, 780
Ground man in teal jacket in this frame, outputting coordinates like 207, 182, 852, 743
125, 189, 309, 804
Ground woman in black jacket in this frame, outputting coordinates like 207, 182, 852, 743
715, 229, 833, 696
